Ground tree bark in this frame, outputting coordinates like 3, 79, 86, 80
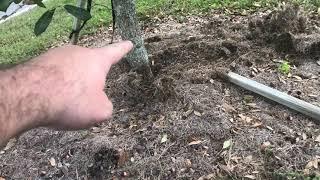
112, 0, 151, 77
70, 0, 86, 45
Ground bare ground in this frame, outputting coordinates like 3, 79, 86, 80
1, 5, 320, 180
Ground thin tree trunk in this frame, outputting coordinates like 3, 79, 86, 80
112, 0, 153, 80
70, 0, 86, 45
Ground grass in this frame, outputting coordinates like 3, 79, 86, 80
0, 0, 319, 64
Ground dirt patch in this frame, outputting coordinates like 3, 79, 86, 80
1, 6, 320, 180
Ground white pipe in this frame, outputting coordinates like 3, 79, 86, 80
226, 72, 320, 121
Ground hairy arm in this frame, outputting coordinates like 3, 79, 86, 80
0, 41, 133, 148
0, 64, 49, 147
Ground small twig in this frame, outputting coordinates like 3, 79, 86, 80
110, 0, 116, 44
157, 143, 175, 161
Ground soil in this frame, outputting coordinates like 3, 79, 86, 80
1, 5, 320, 180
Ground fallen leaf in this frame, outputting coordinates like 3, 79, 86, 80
188, 140, 202, 146
246, 103, 258, 109
252, 122, 263, 128
4, 138, 17, 151
306, 159, 319, 169
118, 149, 129, 166
302, 133, 307, 140
244, 175, 256, 179
49, 157, 56, 167
161, 134, 168, 143
91, 127, 101, 133
261, 141, 271, 150
186, 159, 192, 168
223, 139, 232, 149
243, 95, 254, 103
239, 114, 253, 123
194, 111, 202, 117
198, 173, 215, 180
292, 75, 302, 81
222, 103, 236, 113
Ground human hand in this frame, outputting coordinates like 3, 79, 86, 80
31, 41, 133, 130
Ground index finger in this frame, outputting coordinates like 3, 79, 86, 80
94, 41, 134, 69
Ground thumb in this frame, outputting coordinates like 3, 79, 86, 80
88, 92, 114, 124
94, 41, 134, 70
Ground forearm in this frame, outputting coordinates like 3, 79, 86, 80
0, 63, 49, 147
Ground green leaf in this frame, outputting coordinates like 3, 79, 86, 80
34, 9, 55, 36
223, 139, 232, 149
13, 0, 23, 4
64, 5, 92, 21
32, 0, 46, 8
0, 0, 13, 12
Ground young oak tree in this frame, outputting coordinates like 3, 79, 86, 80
0, 0, 153, 80
112, 0, 153, 80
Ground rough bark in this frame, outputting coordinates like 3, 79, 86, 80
112, 0, 152, 79
70, 0, 86, 45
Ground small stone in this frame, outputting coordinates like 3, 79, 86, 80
49, 157, 56, 167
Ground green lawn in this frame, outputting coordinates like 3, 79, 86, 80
0, 0, 319, 64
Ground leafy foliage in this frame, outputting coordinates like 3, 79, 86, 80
278, 61, 291, 75
64, 5, 92, 21
34, 8, 56, 36
0, 0, 92, 36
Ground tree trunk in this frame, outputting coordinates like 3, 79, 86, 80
70, 0, 86, 45
112, 0, 153, 79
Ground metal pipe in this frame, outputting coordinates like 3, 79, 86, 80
226, 71, 320, 121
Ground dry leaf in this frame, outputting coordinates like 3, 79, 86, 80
188, 140, 202, 146
198, 173, 215, 180
306, 159, 319, 169
292, 75, 302, 81
49, 157, 56, 167
91, 127, 101, 133
244, 175, 256, 179
252, 122, 263, 128
4, 138, 17, 151
247, 103, 258, 109
194, 111, 202, 117
161, 134, 168, 143
186, 159, 192, 168
222, 103, 236, 113
302, 133, 307, 140
261, 141, 271, 150
118, 149, 129, 166
239, 114, 252, 123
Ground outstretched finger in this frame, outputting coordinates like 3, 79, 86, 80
94, 41, 134, 69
